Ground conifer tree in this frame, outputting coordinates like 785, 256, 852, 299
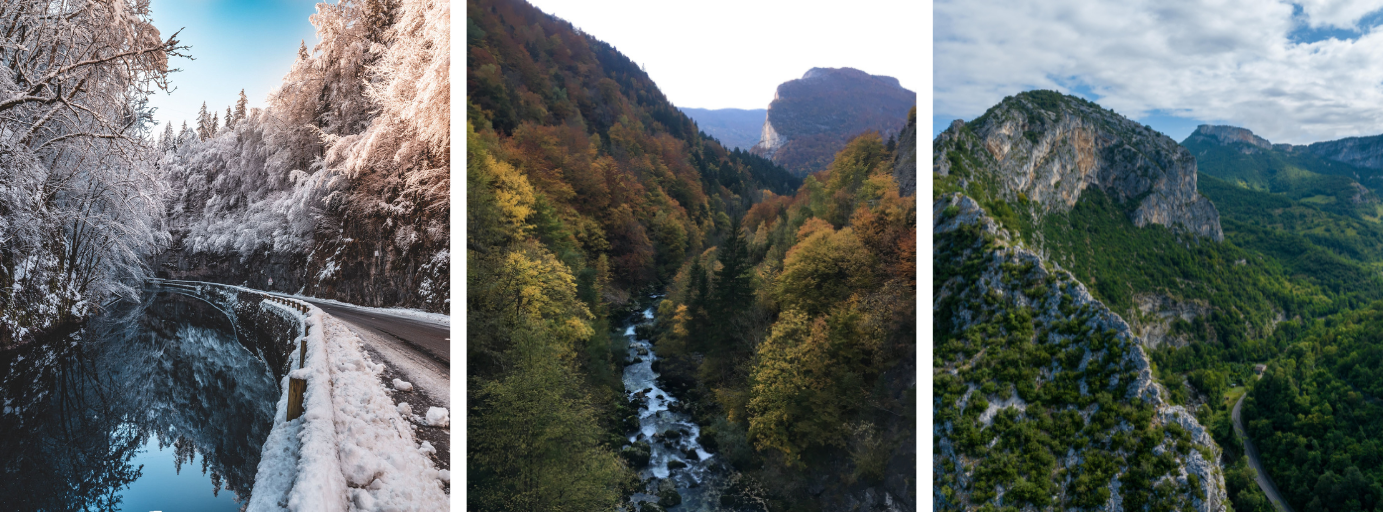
234, 90, 248, 125
196, 102, 210, 140
711, 216, 754, 352
210, 111, 219, 138
224, 106, 234, 130
160, 122, 174, 151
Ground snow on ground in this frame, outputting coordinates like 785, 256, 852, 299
269, 292, 449, 327
247, 299, 448, 511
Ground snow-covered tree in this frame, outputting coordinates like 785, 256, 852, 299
0, 0, 186, 344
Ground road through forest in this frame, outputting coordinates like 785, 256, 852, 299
1232, 393, 1296, 512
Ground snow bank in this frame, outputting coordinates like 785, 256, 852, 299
270, 292, 449, 327
243, 292, 448, 511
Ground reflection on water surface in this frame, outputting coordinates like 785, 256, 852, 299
0, 289, 279, 510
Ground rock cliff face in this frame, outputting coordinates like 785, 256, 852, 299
893, 107, 917, 197
934, 193, 1227, 512
751, 67, 915, 175
935, 90, 1224, 241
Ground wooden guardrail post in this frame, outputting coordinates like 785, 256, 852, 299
287, 377, 307, 420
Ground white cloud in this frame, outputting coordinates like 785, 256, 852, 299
936, 0, 1383, 144
1297, 0, 1383, 29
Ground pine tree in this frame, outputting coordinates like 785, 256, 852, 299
224, 106, 234, 130
687, 255, 712, 351
160, 122, 174, 151
298, 40, 309, 61
196, 102, 210, 140
710, 216, 754, 352
209, 111, 219, 138
234, 89, 248, 125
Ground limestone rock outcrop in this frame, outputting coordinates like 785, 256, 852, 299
935, 90, 1224, 241
934, 193, 1228, 512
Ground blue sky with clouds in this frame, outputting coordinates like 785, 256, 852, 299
934, 0, 1383, 145
146, 0, 322, 131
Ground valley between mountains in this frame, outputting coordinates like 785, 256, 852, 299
936, 90, 1383, 512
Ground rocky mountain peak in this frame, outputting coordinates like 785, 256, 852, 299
935, 90, 1224, 241
1186, 124, 1273, 151
751, 67, 915, 175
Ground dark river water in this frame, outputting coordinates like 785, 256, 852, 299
0, 289, 279, 510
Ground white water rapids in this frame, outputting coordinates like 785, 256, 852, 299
621, 304, 718, 509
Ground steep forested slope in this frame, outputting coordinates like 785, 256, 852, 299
156, 0, 450, 312
650, 132, 916, 510
934, 194, 1226, 512
464, 0, 840, 509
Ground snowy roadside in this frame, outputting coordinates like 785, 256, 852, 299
268, 292, 449, 328
247, 298, 449, 511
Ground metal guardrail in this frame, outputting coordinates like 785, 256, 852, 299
151, 279, 314, 421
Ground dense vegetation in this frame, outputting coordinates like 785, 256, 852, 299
157, 0, 450, 311
933, 197, 1216, 512
650, 132, 916, 508
1238, 304, 1383, 512
465, 0, 918, 510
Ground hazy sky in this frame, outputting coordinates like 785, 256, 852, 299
935, 0, 1383, 145
146, 0, 321, 132
524, 0, 922, 111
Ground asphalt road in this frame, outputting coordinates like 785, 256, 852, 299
301, 299, 450, 366
1233, 393, 1296, 512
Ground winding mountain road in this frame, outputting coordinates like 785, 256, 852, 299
1232, 393, 1296, 512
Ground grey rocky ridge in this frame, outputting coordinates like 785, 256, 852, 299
933, 90, 1230, 511
934, 194, 1227, 512
935, 90, 1223, 242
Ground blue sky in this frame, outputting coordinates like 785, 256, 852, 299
146, 0, 322, 132
934, 0, 1383, 145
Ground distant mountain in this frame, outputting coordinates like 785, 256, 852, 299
752, 67, 915, 176
1300, 133, 1383, 170
1182, 124, 1381, 219
678, 107, 764, 151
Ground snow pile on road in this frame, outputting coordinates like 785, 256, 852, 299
248, 299, 448, 511
424, 407, 449, 428
392, 378, 413, 392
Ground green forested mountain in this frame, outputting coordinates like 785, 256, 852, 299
467, 0, 912, 509
1186, 126, 1383, 512
1183, 125, 1383, 221
934, 90, 1383, 512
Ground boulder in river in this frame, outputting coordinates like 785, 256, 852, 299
638, 502, 666, 512
657, 487, 683, 508
621, 441, 652, 468
667, 459, 687, 470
